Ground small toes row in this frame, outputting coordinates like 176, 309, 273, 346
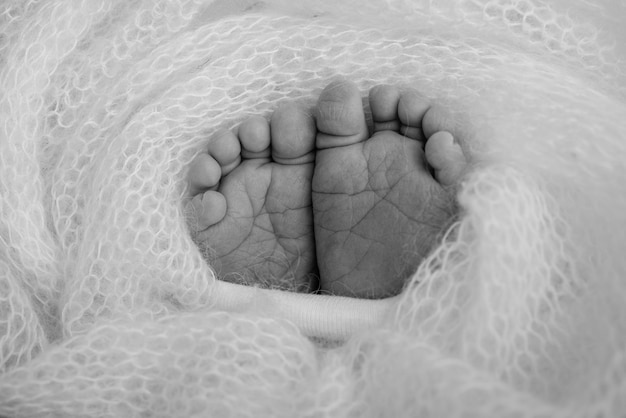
370, 84, 450, 142
188, 105, 317, 196
315, 80, 467, 188
187, 129, 242, 196
185, 118, 265, 232
238, 108, 316, 166
189, 81, 461, 198
370, 85, 426, 140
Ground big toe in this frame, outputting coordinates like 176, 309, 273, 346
315, 79, 368, 149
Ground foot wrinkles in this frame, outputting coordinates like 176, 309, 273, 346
187, 78, 469, 299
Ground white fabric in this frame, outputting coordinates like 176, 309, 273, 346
1, 0, 625, 416
213, 281, 395, 340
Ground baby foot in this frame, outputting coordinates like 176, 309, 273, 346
186, 104, 318, 292
313, 80, 468, 299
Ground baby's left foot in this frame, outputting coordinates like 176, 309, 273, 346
186, 104, 317, 292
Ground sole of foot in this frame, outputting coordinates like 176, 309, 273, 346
186, 104, 318, 292
312, 79, 468, 299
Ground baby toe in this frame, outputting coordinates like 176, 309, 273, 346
421, 104, 464, 140
237, 115, 271, 159
187, 190, 227, 232
397, 89, 430, 140
208, 129, 241, 176
187, 153, 222, 196
270, 103, 316, 165
425, 131, 467, 187
369, 84, 401, 133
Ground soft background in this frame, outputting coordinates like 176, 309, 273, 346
0, 0, 625, 416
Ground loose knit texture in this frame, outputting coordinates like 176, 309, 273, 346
1, 0, 625, 416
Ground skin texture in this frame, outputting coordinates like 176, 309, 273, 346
186, 109, 317, 292
186, 80, 467, 298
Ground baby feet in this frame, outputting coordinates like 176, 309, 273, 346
186, 104, 318, 292
187, 80, 468, 298
313, 80, 465, 298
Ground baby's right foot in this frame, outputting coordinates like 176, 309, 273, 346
313, 80, 468, 298
186, 104, 318, 292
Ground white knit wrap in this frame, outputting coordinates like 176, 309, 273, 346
1, 0, 625, 416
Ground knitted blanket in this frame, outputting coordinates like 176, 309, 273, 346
1, 0, 625, 416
